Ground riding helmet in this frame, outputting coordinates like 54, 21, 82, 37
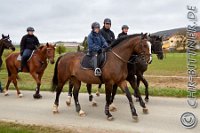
27, 27, 35, 32
122, 25, 129, 30
91, 22, 100, 29
104, 18, 111, 24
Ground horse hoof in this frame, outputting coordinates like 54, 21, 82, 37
96, 92, 100, 97
33, 94, 42, 99
109, 103, 117, 112
143, 108, 149, 114
79, 110, 86, 117
107, 116, 114, 121
132, 116, 138, 121
145, 98, 149, 102
66, 96, 72, 106
92, 100, 97, 107
18, 93, 23, 98
135, 98, 139, 102
4, 91, 9, 96
52, 104, 59, 114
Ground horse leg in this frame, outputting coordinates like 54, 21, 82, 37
52, 83, 64, 113
104, 83, 113, 120
66, 80, 73, 106
109, 84, 117, 112
129, 78, 148, 114
118, 81, 138, 121
140, 75, 149, 102
73, 79, 86, 116
31, 72, 42, 99
96, 84, 102, 96
87, 84, 97, 106
12, 75, 23, 98
4, 76, 12, 96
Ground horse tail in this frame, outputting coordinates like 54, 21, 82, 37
51, 56, 62, 92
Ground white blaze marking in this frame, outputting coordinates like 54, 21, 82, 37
147, 41, 152, 63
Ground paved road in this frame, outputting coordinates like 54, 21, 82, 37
0, 91, 199, 133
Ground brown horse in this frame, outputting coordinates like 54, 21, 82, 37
51, 34, 151, 121
4, 43, 56, 98
0, 34, 15, 68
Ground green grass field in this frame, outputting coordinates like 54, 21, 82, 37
0, 121, 72, 133
0, 47, 200, 97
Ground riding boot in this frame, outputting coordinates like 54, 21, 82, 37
93, 54, 101, 76
18, 61, 23, 72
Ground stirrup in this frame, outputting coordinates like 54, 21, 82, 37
94, 68, 102, 76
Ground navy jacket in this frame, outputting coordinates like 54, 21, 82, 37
87, 31, 108, 53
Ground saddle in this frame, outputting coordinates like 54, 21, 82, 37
17, 50, 35, 61
81, 52, 106, 70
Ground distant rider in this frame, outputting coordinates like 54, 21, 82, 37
18, 27, 40, 72
87, 22, 108, 76
118, 25, 129, 38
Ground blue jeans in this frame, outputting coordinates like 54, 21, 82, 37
21, 49, 33, 68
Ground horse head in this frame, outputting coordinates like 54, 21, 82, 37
149, 34, 164, 60
45, 43, 56, 64
1, 34, 15, 51
138, 33, 152, 64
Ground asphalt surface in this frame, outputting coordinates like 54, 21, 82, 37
0, 90, 199, 133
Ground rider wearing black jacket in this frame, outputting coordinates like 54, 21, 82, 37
18, 27, 40, 72
118, 25, 129, 38
100, 18, 115, 45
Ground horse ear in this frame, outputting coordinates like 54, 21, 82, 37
54, 44, 56, 47
8, 34, 9, 38
148, 33, 151, 37
2, 34, 4, 38
143, 33, 148, 39
46, 43, 49, 46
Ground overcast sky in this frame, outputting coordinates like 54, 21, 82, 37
0, 0, 199, 43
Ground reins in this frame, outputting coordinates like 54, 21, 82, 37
109, 36, 151, 65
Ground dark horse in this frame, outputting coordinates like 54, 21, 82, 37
51, 33, 151, 121
0, 34, 15, 68
108, 35, 164, 111
67, 35, 163, 110
5, 43, 56, 98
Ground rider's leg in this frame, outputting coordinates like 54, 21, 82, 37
93, 53, 101, 76
19, 49, 32, 72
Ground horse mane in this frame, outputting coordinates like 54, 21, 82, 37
110, 34, 141, 48
38, 45, 45, 50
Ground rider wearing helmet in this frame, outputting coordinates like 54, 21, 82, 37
87, 22, 108, 76
18, 27, 40, 72
100, 18, 115, 45
118, 25, 129, 38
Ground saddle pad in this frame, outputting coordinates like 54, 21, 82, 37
17, 50, 35, 61
81, 52, 106, 70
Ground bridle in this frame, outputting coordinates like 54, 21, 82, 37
110, 36, 151, 65
0, 37, 12, 49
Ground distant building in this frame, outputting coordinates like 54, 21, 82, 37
55, 41, 81, 47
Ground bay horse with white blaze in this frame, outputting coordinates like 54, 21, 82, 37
5, 43, 56, 98
51, 33, 151, 121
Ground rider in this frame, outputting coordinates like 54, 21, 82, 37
118, 25, 129, 38
18, 27, 40, 72
100, 18, 115, 45
87, 22, 108, 76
